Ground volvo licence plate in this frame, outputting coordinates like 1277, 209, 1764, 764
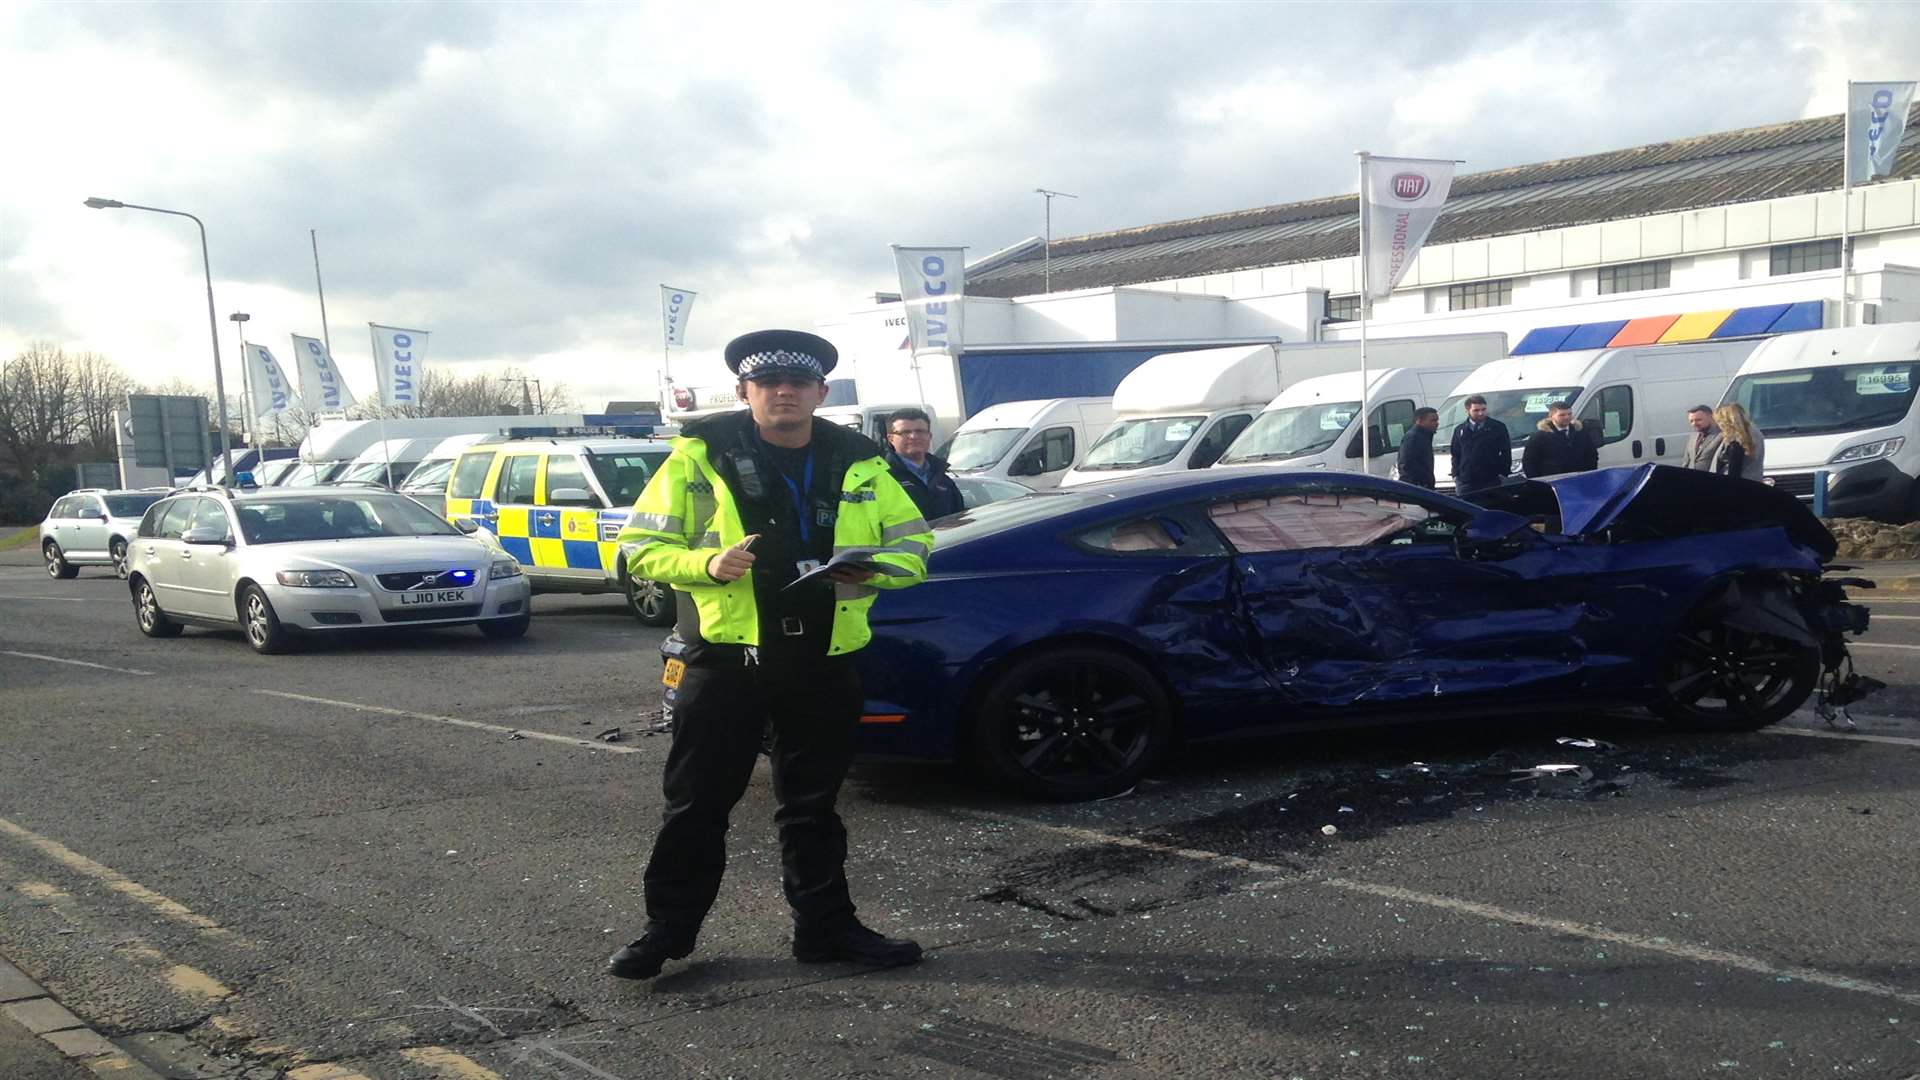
398, 589, 468, 606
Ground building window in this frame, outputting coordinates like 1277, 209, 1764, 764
1597, 260, 1671, 295
1447, 279, 1513, 311
1324, 294, 1359, 323
1770, 239, 1841, 276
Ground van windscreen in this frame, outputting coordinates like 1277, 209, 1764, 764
1435, 388, 1582, 448
1218, 401, 1361, 464
1725, 363, 1916, 437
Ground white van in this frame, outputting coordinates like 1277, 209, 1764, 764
394, 433, 495, 516
330, 436, 445, 487
1062, 334, 1507, 487
942, 397, 1117, 490
1432, 340, 1761, 490
1215, 366, 1477, 476
1720, 324, 1920, 520
818, 403, 940, 447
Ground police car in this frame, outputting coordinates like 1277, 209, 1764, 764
440, 437, 676, 623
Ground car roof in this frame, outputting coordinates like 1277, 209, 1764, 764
466, 437, 674, 454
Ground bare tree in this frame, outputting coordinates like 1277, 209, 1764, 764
71, 351, 139, 456
0, 343, 82, 483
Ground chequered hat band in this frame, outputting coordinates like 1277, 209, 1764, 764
736, 349, 826, 380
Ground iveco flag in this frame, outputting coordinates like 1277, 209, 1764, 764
660, 285, 697, 347
1848, 81, 1916, 184
369, 323, 430, 407
244, 343, 296, 421
290, 334, 357, 412
1360, 155, 1457, 301
891, 245, 965, 355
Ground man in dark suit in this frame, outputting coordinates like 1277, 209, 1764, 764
1448, 395, 1513, 498
1521, 400, 1600, 478
1397, 407, 1440, 489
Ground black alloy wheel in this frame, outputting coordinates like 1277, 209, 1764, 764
971, 646, 1172, 800
132, 577, 182, 638
44, 540, 78, 580
626, 574, 675, 626
1652, 617, 1819, 731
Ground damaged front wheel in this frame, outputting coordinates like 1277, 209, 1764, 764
971, 646, 1172, 801
1652, 619, 1819, 732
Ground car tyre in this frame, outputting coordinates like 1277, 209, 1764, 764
479, 609, 532, 639
110, 537, 130, 580
970, 646, 1172, 801
239, 584, 293, 655
131, 576, 183, 638
626, 574, 676, 627
1651, 611, 1819, 731
44, 540, 78, 580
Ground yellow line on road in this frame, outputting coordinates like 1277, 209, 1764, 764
0, 816, 226, 933
399, 1046, 505, 1079
165, 964, 232, 1001
286, 1065, 379, 1080
254, 690, 646, 755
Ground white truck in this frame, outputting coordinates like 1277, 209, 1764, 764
1719, 323, 1920, 521
1061, 334, 1508, 487
1432, 340, 1761, 490
818, 403, 941, 447
1215, 366, 1479, 476
943, 397, 1117, 490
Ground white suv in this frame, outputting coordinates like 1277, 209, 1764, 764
40, 489, 170, 579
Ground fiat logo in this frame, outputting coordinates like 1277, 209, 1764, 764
1392, 172, 1428, 200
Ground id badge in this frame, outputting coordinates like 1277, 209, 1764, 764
662, 658, 686, 688
796, 558, 823, 575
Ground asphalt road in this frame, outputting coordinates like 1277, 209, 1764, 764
1, 545, 1917, 1080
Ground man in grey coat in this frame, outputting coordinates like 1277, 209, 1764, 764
1683, 406, 1721, 471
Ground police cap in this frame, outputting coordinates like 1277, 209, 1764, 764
724, 329, 838, 382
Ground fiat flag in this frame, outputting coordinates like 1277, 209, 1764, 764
369, 323, 430, 407
1848, 81, 1916, 184
891, 245, 965, 355
1360, 155, 1457, 301
290, 334, 357, 412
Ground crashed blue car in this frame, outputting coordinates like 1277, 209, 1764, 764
855, 464, 1871, 799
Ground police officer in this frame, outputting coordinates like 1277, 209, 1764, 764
608, 329, 933, 980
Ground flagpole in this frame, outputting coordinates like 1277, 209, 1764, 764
1356, 150, 1372, 475
1841, 82, 1854, 329
659, 284, 672, 413
371, 324, 393, 487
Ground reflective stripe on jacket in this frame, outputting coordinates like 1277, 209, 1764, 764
613, 431, 931, 654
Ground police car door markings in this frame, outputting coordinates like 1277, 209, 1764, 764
253, 690, 645, 755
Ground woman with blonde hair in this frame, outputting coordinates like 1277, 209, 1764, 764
1711, 402, 1765, 481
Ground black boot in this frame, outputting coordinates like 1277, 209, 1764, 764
607, 927, 695, 980
793, 920, 923, 967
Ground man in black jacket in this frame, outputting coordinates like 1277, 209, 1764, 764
883, 408, 965, 520
1521, 401, 1600, 478
1396, 407, 1440, 489
1448, 395, 1513, 498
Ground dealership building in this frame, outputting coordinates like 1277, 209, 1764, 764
821, 107, 1920, 414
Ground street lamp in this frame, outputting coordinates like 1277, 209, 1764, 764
84, 196, 235, 486
228, 312, 252, 450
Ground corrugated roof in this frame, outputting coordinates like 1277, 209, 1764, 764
971, 108, 1920, 298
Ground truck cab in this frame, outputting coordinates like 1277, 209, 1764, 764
1216, 367, 1478, 476
943, 397, 1115, 490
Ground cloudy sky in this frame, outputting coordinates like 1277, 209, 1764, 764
2, 1, 1916, 410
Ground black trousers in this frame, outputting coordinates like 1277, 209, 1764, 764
643, 656, 862, 938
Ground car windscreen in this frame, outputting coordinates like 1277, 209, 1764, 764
400, 458, 455, 491
235, 495, 461, 544
588, 451, 670, 507
1218, 401, 1361, 464
1725, 362, 1917, 437
1435, 387, 1583, 449
104, 494, 164, 517
1080, 415, 1206, 470
945, 428, 1026, 470
931, 488, 1107, 546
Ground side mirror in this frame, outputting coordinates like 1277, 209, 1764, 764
453, 519, 481, 534
182, 528, 231, 547
547, 486, 600, 507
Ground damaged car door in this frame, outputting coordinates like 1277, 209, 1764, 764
1207, 483, 1589, 715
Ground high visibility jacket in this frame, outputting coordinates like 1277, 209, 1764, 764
614, 421, 932, 655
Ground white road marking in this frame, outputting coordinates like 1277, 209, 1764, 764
254, 690, 645, 755
1852, 641, 1920, 651
1869, 614, 1920, 621
1, 650, 153, 676
984, 815, 1920, 1009
1768, 727, 1920, 749
0, 594, 90, 602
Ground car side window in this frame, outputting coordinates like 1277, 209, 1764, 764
542, 454, 600, 507
157, 499, 196, 540
1207, 490, 1444, 553
496, 455, 539, 505
48, 497, 74, 520
138, 503, 165, 538
1189, 414, 1253, 469
1579, 386, 1634, 447
1348, 399, 1417, 458
1076, 508, 1226, 557
1027, 426, 1075, 472
449, 452, 498, 500
189, 499, 232, 541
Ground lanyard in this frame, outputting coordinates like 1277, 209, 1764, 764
779, 451, 814, 546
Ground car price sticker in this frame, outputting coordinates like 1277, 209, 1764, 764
398, 589, 468, 606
